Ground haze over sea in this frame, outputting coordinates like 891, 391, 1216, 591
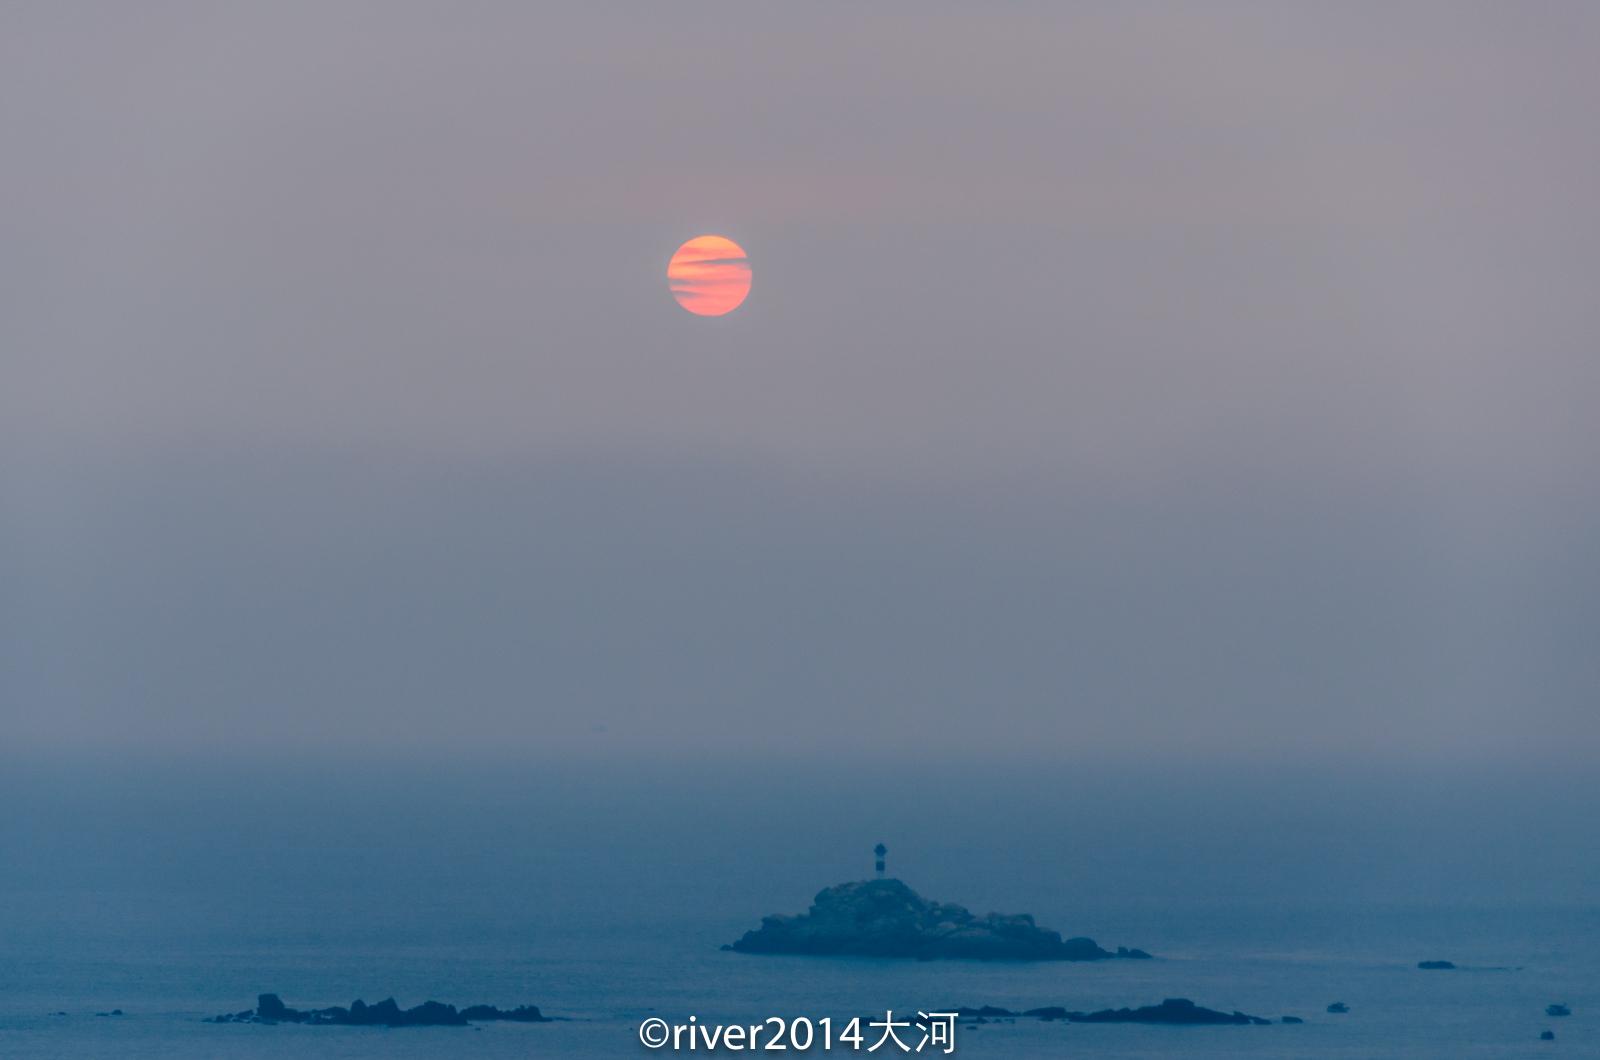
2, 756, 1593, 1058
5, 5, 1599, 1057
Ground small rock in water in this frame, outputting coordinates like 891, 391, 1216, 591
1540, 1030, 1555, 1041
1281, 1015, 1304, 1024
1417, 960, 1456, 970
1546, 1003, 1571, 1017
1326, 1002, 1349, 1014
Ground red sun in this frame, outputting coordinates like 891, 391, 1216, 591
667, 234, 751, 316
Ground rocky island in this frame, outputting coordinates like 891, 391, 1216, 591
947, 998, 1272, 1025
723, 878, 1152, 961
206, 993, 549, 1027
1066, 998, 1271, 1025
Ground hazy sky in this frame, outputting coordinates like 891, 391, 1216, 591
3, 3, 1597, 761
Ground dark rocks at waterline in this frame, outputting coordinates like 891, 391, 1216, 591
1547, 1003, 1571, 1017
1326, 1002, 1349, 1013
948, 999, 1270, 1026
206, 993, 550, 1027
1069, 998, 1272, 1026
1541, 1030, 1556, 1041
210, 995, 461, 1027
723, 878, 1152, 961
94, 1010, 123, 1017
1281, 1016, 1304, 1023
1417, 960, 1457, 970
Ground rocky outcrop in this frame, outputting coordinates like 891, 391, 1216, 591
1326, 1002, 1349, 1013
1068, 998, 1271, 1025
1417, 960, 1456, 970
723, 879, 1151, 961
205, 993, 549, 1027
945, 998, 1269, 1025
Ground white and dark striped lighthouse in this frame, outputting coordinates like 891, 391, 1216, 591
873, 843, 887, 878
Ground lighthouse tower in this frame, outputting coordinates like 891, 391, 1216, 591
873, 843, 887, 878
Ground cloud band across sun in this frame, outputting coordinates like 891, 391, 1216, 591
668, 235, 751, 316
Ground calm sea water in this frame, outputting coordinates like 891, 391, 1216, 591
3, 758, 1594, 1057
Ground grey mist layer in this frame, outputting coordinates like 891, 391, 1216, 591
3, 2, 1598, 762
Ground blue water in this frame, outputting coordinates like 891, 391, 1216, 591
2, 759, 1594, 1057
